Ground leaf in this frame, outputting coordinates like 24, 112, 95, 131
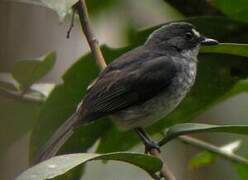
17, 152, 162, 180
30, 83, 56, 98
14, 0, 119, 20
236, 156, 248, 180
161, 123, 248, 143
0, 94, 41, 156
164, 0, 221, 16
12, 52, 56, 91
212, 0, 248, 23
0, 73, 19, 91
40, 0, 77, 20
189, 151, 216, 169
201, 43, 248, 57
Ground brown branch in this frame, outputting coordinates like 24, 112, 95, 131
74, 1, 175, 179
150, 149, 176, 180
75, 0, 107, 71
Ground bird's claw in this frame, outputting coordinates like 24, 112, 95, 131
144, 140, 161, 154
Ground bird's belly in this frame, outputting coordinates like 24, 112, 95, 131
111, 67, 196, 130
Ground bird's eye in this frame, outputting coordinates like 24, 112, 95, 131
185, 32, 194, 40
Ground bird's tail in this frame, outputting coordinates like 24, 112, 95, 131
34, 112, 81, 164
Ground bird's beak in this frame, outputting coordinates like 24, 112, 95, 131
200, 36, 219, 46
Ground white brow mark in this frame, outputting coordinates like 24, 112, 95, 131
48, 164, 56, 168
192, 29, 200, 37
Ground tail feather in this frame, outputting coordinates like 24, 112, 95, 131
34, 112, 81, 164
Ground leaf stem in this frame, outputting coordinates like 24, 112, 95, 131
74, 1, 176, 179
179, 135, 248, 166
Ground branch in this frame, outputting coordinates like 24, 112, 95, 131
179, 135, 248, 166
75, 0, 107, 71
150, 149, 176, 180
74, 1, 175, 179
0, 87, 44, 104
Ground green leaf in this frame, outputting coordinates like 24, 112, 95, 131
212, 0, 248, 23
17, 152, 162, 180
189, 151, 216, 169
164, 0, 220, 16
236, 156, 248, 180
15, 0, 119, 20
41, 0, 77, 19
201, 43, 248, 57
12, 52, 56, 91
161, 123, 248, 144
0, 94, 41, 156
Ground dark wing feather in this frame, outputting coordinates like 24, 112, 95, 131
80, 56, 178, 121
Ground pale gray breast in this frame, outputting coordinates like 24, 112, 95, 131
112, 58, 197, 130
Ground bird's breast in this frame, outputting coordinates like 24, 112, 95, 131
112, 60, 197, 130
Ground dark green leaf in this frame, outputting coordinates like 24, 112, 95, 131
0, 94, 41, 156
12, 52, 56, 91
164, 0, 221, 16
17, 152, 162, 180
161, 123, 248, 144
212, 0, 248, 23
201, 43, 248, 57
86, 0, 119, 16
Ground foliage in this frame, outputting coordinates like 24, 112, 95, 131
2, 0, 248, 179
212, 0, 248, 23
12, 52, 55, 91
17, 152, 162, 180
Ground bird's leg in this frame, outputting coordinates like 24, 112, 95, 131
135, 128, 160, 153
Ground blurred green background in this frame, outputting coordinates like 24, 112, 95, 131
1, 0, 248, 179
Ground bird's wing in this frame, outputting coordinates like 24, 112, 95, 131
80, 56, 179, 121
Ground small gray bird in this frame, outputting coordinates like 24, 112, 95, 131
36, 22, 218, 163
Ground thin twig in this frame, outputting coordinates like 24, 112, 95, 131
66, 6, 77, 39
74, 1, 175, 179
0, 88, 44, 104
75, 0, 107, 71
179, 135, 248, 166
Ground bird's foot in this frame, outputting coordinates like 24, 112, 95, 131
144, 140, 160, 154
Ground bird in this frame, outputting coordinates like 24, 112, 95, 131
35, 22, 218, 163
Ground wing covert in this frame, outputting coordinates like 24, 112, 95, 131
80, 56, 178, 119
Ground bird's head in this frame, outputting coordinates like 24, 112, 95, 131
145, 22, 218, 54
